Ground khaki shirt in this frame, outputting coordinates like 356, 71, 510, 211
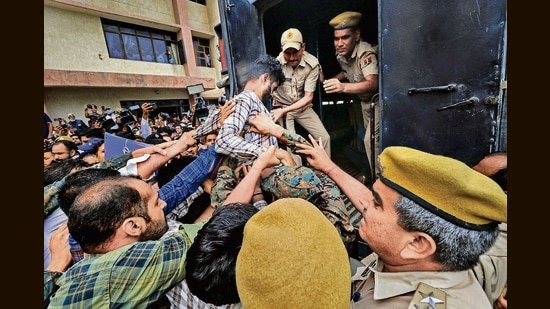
350, 253, 493, 308
272, 51, 320, 106
336, 40, 378, 103
471, 223, 507, 305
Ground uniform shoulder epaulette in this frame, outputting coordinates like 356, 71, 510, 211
302, 51, 319, 67
408, 282, 447, 309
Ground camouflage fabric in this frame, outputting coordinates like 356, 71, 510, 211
210, 156, 356, 251
261, 165, 322, 200
311, 170, 357, 251
96, 152, 134, 170
210, 165, 238, 209
262, 165, 356, 251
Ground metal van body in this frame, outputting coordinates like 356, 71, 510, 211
217, 0, 507, 169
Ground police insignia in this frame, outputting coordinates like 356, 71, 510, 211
363, 56, 372, 65
409, 282, 446, 309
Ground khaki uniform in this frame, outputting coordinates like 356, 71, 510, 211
272, 51, 331, 161
336, 40, 379, 170
471, 223, 507, 305
350, 253, 493, 308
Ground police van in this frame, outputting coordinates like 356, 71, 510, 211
215, 0, 507, 177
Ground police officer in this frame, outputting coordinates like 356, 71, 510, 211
296, 139, 507, 308
271, 28, 331, 163
323, 11, 379, 180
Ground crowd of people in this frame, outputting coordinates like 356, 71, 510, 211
44, 11, 507, 309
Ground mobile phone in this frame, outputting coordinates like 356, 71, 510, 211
150, 102, 158, 110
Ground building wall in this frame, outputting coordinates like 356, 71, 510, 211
44, 0, 223, 119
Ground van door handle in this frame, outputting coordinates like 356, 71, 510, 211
437, 97, 479, 111
408, 84, 457, 95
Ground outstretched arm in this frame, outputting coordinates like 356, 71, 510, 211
248, 112, 311, 147
295, 134, 373, 213
222, 146, 281, 205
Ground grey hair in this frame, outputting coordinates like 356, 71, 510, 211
394, 196, 499, 271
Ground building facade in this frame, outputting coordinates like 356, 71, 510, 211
44, 0, 223, 121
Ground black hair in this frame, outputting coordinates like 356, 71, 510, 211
185, 203, 259, 305
244, 54, 286, 86
58, 168, 121, 214
489, 167, 507, 191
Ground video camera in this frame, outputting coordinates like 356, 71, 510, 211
99, 108, 136, 131
194, 96, 209, 122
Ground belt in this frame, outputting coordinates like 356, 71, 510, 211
273, 99, 291, 107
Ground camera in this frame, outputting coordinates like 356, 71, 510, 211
218, 95, 227, 106
150, 102, 158, 110
194, 99, 210, 122
54, 117, 61, 121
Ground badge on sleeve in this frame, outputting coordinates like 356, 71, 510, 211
363, 55, 373, 65
408, 282, 446, 309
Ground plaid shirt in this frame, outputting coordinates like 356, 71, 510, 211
165, 187, 205, 221
48, 223, 205, 308
202, 91, 278, 166
166, 279, 242, 309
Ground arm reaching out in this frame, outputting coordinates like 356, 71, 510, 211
222, 146, 281, 205
295, 134, 373, 213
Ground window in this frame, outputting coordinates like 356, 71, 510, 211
189, 0, 206, 5
193, 37, 211, 67
102, 19, 181, 64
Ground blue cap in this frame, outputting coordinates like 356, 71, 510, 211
78, 138, 104, 155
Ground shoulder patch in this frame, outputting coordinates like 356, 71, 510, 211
409, 282, 446, 309
363, 55, 373, 65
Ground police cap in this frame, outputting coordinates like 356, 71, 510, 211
329, 11, 362, 30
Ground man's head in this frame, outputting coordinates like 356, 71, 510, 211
236, 198, 350, 308
185, 203, 259, 306
330, 11, 362, 58
244, 55, 286, 101
44, 147, 54, 168
78, 137, 105, 164
44, 158, 90, 186
360, 146, 507, 271
52, 139, 79, 161
204, 131, 218, 148
58, 168, 121, 214
70, 134, 82, 145
280, 28, 305, 68
68, 176, 168, 253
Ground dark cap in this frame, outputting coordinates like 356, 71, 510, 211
78, 138, 104, 156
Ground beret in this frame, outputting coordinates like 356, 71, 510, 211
378, 146, 507, 230
329, 11, 362, 30
281, 28, 303, 51
236, 198, 350, 308
55, 135, 74, 143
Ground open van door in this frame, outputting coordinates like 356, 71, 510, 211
218, 0, 507, 168
378, 0, 507, 166
217, 0, 266, 98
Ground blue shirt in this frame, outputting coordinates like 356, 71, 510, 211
159, 145, 221, 214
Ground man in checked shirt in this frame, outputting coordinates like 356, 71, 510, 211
194, 54, 356, 252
